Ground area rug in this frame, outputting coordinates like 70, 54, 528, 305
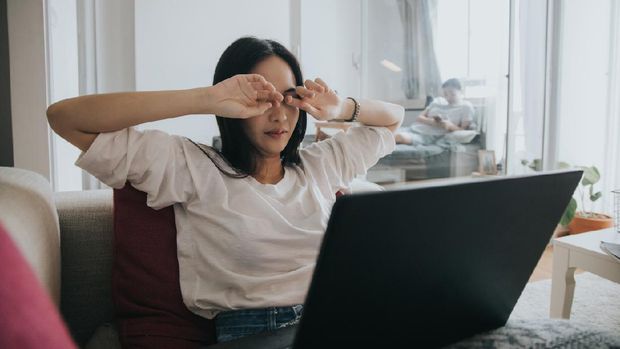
510, 272, 620, 332
445, 273, 620, 348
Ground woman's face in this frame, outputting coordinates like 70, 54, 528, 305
242, 55, 300, 159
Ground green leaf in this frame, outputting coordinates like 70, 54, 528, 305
581, 166, 600, 186
590, 191, 602, 202
530, 159, 542, 171
560, 198, 577, 226
557, 162, 571, 169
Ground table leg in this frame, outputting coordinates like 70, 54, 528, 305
550, 245, 576, 318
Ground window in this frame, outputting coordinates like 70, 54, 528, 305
363, 0, 510, 182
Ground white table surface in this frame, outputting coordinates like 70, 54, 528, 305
550, 228, 620, 318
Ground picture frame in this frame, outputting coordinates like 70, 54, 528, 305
478, 150, 498, 175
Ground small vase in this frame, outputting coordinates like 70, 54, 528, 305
568, 212, 613, 235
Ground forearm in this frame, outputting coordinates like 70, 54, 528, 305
338, 98, 404, 132
417, 114, 436, 126
47, 88, 210, 135
47, 88, 215, 151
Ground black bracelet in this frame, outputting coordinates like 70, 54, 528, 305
345, 97, 360, 122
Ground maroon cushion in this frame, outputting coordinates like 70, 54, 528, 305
0, 223, 77, 349
113, 183, 216, 348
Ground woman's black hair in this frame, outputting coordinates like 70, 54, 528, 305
441, 78, 462, 91
193, 37, 307, 178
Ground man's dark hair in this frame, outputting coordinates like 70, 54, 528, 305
192, 37, 307, 178
441, 78, 462, 91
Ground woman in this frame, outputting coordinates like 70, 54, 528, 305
47, 37, 403, 343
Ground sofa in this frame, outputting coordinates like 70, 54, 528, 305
2, 166, 620, 348
369, 102, 487, 183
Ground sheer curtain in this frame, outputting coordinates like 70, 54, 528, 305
552, 0, 619, 214
397, 0, 442, 100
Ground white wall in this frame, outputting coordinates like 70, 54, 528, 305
47, 0, 80, 191
133, 0, 291, 146
363, 0, 409, 104
7, 0, 51, 180
300, 0, 361, 134
555, 0, 612, 212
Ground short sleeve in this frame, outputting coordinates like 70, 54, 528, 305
463, 103, 476, 128
300, 126, 395, 196
75, 127, 196, 209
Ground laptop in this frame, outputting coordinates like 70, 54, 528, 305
207, 170, 582, 349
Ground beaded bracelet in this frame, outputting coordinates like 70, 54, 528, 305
345, 97, 360, 122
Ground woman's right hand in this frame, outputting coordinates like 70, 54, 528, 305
205, 74, 283, 118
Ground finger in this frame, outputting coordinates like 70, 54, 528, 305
257, 90, 283, 102
284, 95, 303, 108
314, 78, 330, 90
251, 81, 276, 92
298, 100, 321, 116
295, 86, 315, 98
284, 95, 317, 113
244, 74, 268, 84
304, 79, 325, 93
245, 102, 273, 116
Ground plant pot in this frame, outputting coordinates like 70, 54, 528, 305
568, 212, 613, 235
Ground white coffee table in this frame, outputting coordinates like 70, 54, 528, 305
550, 228, 620, 318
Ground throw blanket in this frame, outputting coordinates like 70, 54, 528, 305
389, 125, 479, 161
446, 319, 620, 348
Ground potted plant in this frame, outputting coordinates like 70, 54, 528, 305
520, 161, 613, 235
562, 166, 613, 234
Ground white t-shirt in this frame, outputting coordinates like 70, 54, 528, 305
413, 97, 475, 136
76, 125, 395, 319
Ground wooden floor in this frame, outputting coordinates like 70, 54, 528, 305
529, 245, 555, 282
529, 244, 584, 283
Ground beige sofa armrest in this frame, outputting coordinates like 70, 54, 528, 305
0, 167, 61, 305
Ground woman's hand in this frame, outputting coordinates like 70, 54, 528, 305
284, 78, 345, 121
205, 74, 284, 118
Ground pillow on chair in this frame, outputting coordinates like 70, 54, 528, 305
0, 223, 77, 349
113, 183, 216, 348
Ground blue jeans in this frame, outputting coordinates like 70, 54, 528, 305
215, 305, 304, 343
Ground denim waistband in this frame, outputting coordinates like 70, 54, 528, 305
215, 305, 304, 343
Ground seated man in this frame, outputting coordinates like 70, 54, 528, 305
395, 78, 475, 145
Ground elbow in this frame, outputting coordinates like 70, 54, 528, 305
386, 104, 404, 133
46, 100, 73, 136
46, 102, 62, 134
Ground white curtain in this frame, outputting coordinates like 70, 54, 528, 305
397, 0, 442, 100
518, 0, 546, 166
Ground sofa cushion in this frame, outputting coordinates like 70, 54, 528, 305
113, 183, 216, 348
55, 189, 115, 346
0, 223, 77, 349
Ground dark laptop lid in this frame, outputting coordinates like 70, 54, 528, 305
293, 170, 582, 348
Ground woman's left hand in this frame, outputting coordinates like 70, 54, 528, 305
284, 78, 344, 121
